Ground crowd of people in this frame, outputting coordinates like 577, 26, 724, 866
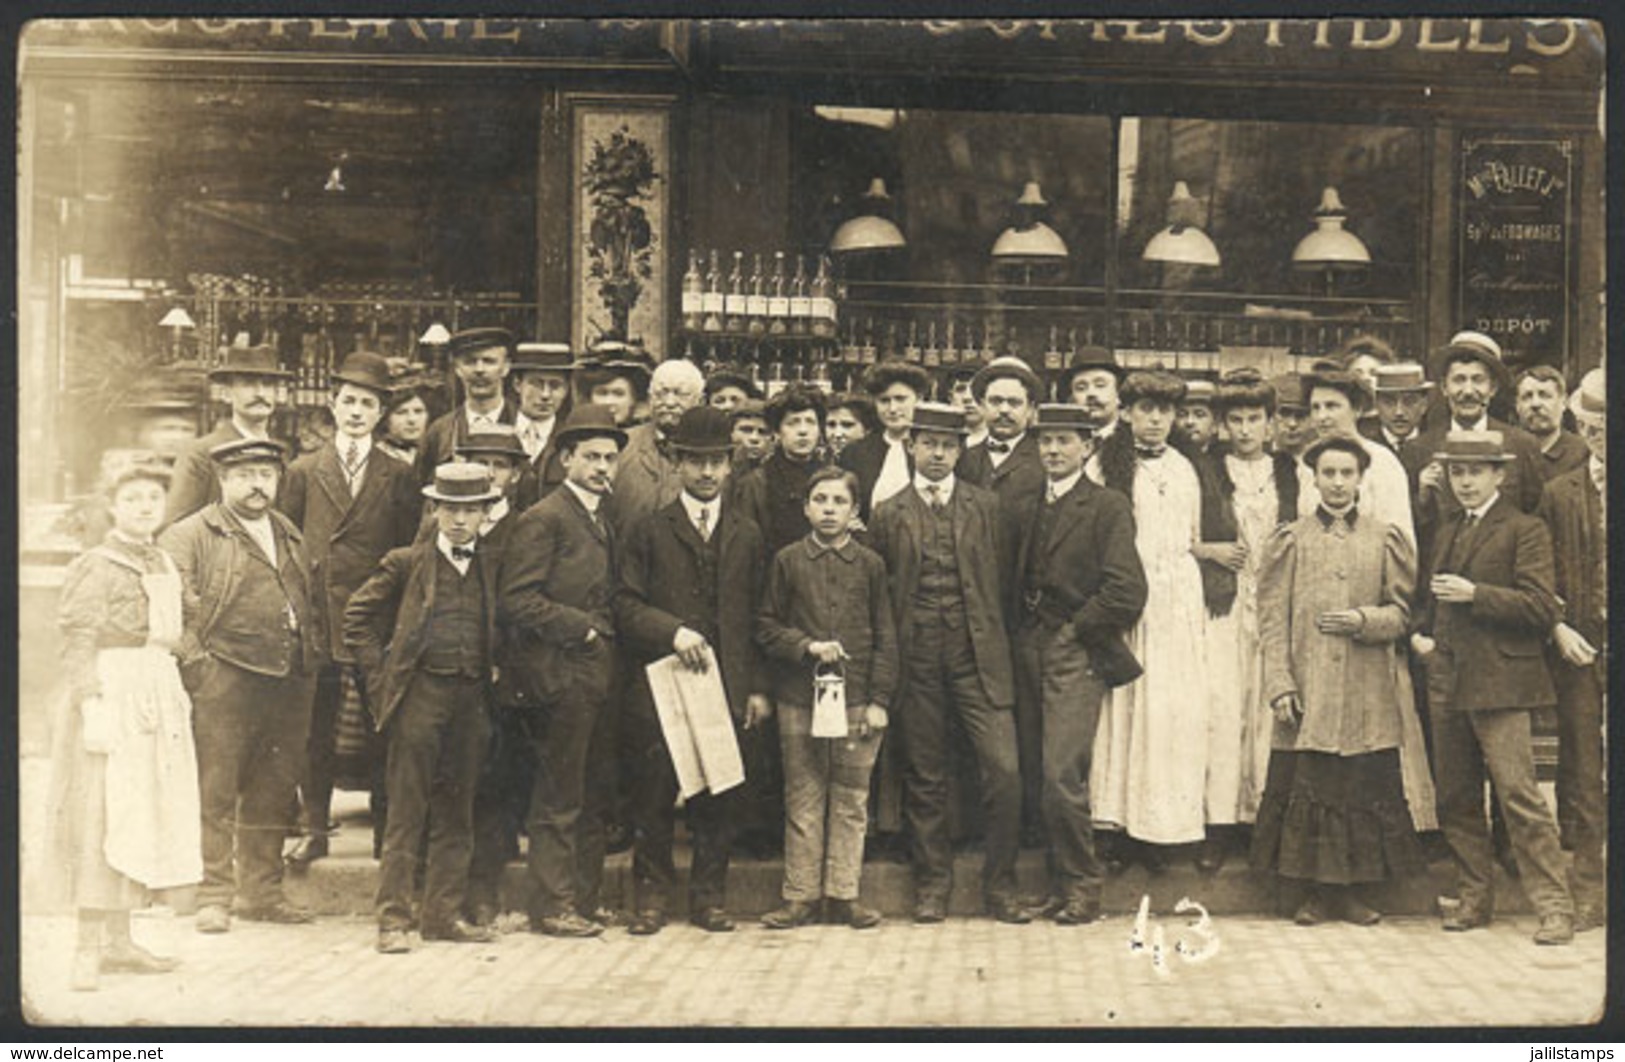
48, 322, 1606, 988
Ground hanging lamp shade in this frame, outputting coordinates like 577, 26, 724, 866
991, 181, 1069, 261
419, 322, 452, 345
830, 177, 906, 254
1292, 186, 1370, 271
158, 307, 196, 330
1142, 181, 1221, 267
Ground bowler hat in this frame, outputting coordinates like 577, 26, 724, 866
422, 461, 502, 503
1568, 368, 1605, 423
668, 405, 735, 455
455, 425, 527, 461
971, 355, 1044, 403
554, 404, 628, 450
1432, 330, 1511, 392
1370, 363, 1434, 394
513, 342, 576, 375
210, 436, 287, 467
1034, 402, 1095, 435
1433, 428, 1516, 465
330, 351, 395, 396
446, 327, 514, 362
208, 345, 291, 381
909, 401, 970, 436
1058, 346, 1125, 392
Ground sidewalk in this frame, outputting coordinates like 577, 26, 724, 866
19, 907, 1607, 1028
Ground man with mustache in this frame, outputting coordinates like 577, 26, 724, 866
510, 341, 578, 508
606, 357, 702, 540
165, 345, 291, 525
1361, 363, 1434, 457
160, 438, 318, 934
416, 328, 520, 485
1515, 365, 1589, 484
1062, 346, 1125, 441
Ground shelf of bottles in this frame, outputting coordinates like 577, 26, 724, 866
679, 248, 845, 394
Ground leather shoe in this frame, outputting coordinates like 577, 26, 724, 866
987, 897, 1033, 925
467, 901, 499, 928
101, 942, 179, 974
376, 927, 412, 954
913, 896, 948, 924
284, 833, 328, 870
1441, 906, 1492, 932
1337, 894, 1382, 927
1533, 913, 1574, 946
1052, 898, 1101, 926
238, 900, 316, 925
1574, 905, 1606, 933
194, 905, 231, 934
761, 901, 820, 930
421, 918, 496, 944
627, 909, 666, 936
580, 905, 624, 928
539, 911, 604, 938
1294, 896, 1328, 926
603, 822, 633, 855
826, 899, 882, 929
689, 906, 735, 933
1194, 837, 1226, 875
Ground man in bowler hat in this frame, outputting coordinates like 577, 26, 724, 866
166, 345, 292, 525
416, 328, 521, 484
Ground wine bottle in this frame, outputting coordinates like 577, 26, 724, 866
903, 320, 922, 364
810, 256, 836, 338
746, 252, 768, 337
860, 317, 878, 366
788, 255, 811, 336
702, 249, 724, 333
725, 251, 747, 333
1044, 325, 1063, 372
682, 249, 704, 331
768, 251, 790, 336
923, 321, 941, 368
940, 319, 959, 367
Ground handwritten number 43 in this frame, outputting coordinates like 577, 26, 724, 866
1128, 895, 1221, 977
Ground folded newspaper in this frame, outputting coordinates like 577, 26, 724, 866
645, 652, 745, 799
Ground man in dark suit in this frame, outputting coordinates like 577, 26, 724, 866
278, 351, 421, 868
1515, 365, 1590, 484
1537, 369, 1606, 932
416, 328, 520, 484
1410, 430, 1574, 946
613, 406, 770, 936
869, 403, 1027, 924
1361, 362, 1433, 456
498, 406, 627, 937
839, 361, 930, 525
1014, 403, 1147, 925
165, 345, 291, 525
512, 341, 576, 509
345, 463, 505, 954
603, 356, 698, 540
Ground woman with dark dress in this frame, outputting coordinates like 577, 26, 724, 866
47, 459, 202, 990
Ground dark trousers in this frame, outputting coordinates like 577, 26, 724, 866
625, 680, 738, 913
1012, 637, 1045, 841
1550, 652, 1606, 909
375, 672, 491, 931
1428, 658, 1572, 919
465, 705, 535, 913
1014, 622, 1108, 904
524, 644, 612, 918
300, 663, 345, 835
900, 615, 1021, 904
191, 660, 314, 910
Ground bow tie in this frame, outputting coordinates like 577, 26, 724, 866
450, 545, 476, 562
986, 440, 1011, 455
1135, 444, 1166, 458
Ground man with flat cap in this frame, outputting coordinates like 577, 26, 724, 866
166, 345, 292, 525
498, 406, 628, 936
278, 351, 421, 869
417, 328, 520, 485
840, 360, 932, 526
705, 366, 763, 414
160, 437, 317, 934
512, 341, 577, 508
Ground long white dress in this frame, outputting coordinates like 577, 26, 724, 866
1218, 455, 1281, 823
1092, 448, 1209, 844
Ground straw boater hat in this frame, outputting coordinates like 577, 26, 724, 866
209, 437, 288, 467
909, 401, 970, 436
422, 461, 503, 503
512, 342, 576, 376
667, 405, 734, 455
1034, 402, 1096, 435
445, 327, 515, 362
1370, 363, 1435, 394
208, 345, 292, 381
455, 424, 527, 462
1433, 428, 1516, 465
971, 355, 1044, 403
1431, 330, 1511, 391
1568, 368, 1605, 424
330, 351, 395, 397
553, 404, 628, 450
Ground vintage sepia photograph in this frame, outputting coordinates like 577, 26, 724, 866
12, 14, 1611, 1031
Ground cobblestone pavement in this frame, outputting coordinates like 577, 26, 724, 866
18, 906, 1608, 1030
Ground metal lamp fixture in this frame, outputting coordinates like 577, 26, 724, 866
1292, 186, 1370, 271
991, 182, 1069, 262
1142, 181, 1221, 267
830, 177, 906, 254
419, 322, 452, 345
158, 306, 196, 360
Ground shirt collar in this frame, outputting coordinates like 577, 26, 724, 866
1047, 469, 1083, 501
437, 532, 475, 570
465, 403, 504, 430
230, 413, 271, 441
564, 478, 603, 514
914, 472, 955, 503
336, 431, 373, 459
1382, 425, 1417, 448
1453, 412, 1490, 433
1316, 503, 1359, 529
680, 491, 718, 525
1463, 492, 1501, 522
986, 431, 1024, 457
803, 532, 857, 561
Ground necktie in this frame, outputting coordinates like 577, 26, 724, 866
1046, 481, 1059, 505
696, 506, 711, 542
345, 439, 361, 473
925, 484, 943, 512
987, 440, 1011, 455
451, 545, 475, 562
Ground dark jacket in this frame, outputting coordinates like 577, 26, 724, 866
159, 502, 315, 678
499, 485, 617, 707
1534, 430, 1590, 485
1014, 474, 1149, 687
613, 496, 768, 719
342, 537, 501, 731
756, 535, 898, 711
1538, 465, 1606, 647
868, 481, 1016, 709
164, 420, 253, 526
604, 422, 684, 541
416, 399, 520, 484
732, 449, 819, 562
1400, 416, 1545, 556
839, 432, 912, 525
278, 440, 420, 663
1415, 494, 1561, 712
1189, 446, 1300, 618
958, 432, 1045, 514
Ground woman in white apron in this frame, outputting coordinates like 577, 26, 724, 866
47, 459, 201, 991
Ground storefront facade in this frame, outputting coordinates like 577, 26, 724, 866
17, 16, 1606, 518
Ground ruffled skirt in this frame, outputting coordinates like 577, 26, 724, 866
1249, 748, 1424, 885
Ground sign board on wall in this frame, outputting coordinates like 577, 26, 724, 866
1456, 135, 1573, 372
